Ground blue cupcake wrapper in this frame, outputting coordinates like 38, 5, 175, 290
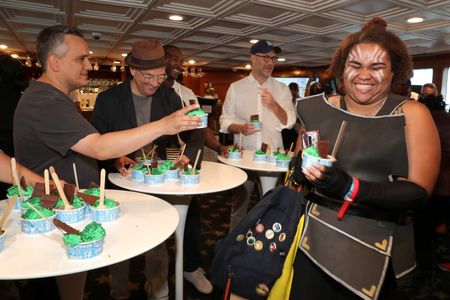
253, 154, 267, 162
228, 152, 242, 160
144, 174, 165, 184
267, 155, 277, 164
276, 159, 290, 168
131, 169, 145, 181
0, 232, 4, 253
21, 215, 55, 234
55, 205, 86, 224
164, 169, 179, 180
180, 174, 200, 185
65, 238, 105, 259
197, 114, 208, 129
89, 205, 120, 223
301, 153, 335, 170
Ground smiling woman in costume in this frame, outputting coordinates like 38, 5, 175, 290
289, 17, 440, 300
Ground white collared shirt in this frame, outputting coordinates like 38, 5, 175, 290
220, 73, 296, 150
172, 80, 198, 106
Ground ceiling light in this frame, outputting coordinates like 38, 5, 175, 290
407, 17, 423, 23
121, 53, 127, 57
89, 51, 93, 55
250, 39, 258, 44
11, 54, 19, 59
245, 64, 252, 69
113, 61, 121, 64
188, 59, 195, 65
0, 44, 7, 49
277, 58, 286, 62
169, 15, 183, 21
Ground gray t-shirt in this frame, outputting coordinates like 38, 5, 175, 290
132, 93, 153, 156
13, 81, 99, 188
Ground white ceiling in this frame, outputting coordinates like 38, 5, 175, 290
0, 0, 449, 70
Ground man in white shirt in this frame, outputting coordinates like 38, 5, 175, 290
220, 40, 296, 229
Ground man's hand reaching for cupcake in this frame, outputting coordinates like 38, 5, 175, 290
115, 156, 137, 177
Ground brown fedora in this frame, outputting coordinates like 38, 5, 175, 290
125, 39, 165, 69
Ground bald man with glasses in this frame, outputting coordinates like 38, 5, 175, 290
220, 40, 296, 229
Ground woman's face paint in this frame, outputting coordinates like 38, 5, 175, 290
343, 43, 393, 106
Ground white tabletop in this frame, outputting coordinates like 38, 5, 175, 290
108, 161, 248, 195
0, 189, 178, 279
218, 150, 288, 173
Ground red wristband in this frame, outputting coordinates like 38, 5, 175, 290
338, 177, 360, 220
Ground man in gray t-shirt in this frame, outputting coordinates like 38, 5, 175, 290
13, 25, 200, 300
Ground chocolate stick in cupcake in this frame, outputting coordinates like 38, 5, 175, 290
50, 170, 72, 210
11, 158, 24, 201
0, 196, 17, 232
190, 149, 202, 175
98, 169, 106, 209
53, 219, 80, 235
73, 163, 80, 192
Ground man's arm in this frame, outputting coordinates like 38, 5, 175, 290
0, 151, 43, 185
72, 104, 201, 161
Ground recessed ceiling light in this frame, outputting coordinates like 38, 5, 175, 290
188, 59, 195, 65
89, 51, 93, 55
407, 17, 424, 23
250, 39, 259, 44
245, 64, 252, 69
11, 54, 19, 58
0, 44, 7, 49
277, 58, 286, 62
169, 15, 183, 21
121, 53, 127, 57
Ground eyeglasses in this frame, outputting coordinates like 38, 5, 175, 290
255, 55, 278, 63
137, 70, 167, 83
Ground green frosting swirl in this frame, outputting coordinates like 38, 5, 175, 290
22, 201, 54, 220
304, 146, 320, 157
63, 222, 106, 246
251, 120, 261, 124
55, 195, 85, 209
228, 148, 240, 153
159, 160, 174, 171
186, 108, 206, 116
132, 165, 147, 171
183, 168, 199, 175
84, 187, 100, 196
277, 153, 291, 161
7, 185, 33, 197
148, 168, 164, 175
254, 149, 266, 155
92, 198, 118, 209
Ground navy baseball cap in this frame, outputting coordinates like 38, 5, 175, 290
250, 40, 281, 54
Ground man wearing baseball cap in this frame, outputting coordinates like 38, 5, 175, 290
92, 38, 205, 300
220, 40, 296, 229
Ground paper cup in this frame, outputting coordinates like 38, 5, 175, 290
144, 173, 165, 185
180, 173, 200, 185
301, 152, 336, 170
164, 169, 179, 180
252, 121, 262, 130
197, 114, 208, 129
89, 203, 120, 222
131, 169, 145, 181
228, 151, 242, 160
65, 238, 105, 259
276, 158, 291, 168
0, 230, 5, 253
21, 215, 55, 234
55, 205, 86, 224
253, 153, 267, 163
267, 155, 278, 164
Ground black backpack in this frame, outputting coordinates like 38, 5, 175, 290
210, 183, 305, 299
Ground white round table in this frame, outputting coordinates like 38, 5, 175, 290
108, 161, 247, 300
217, 150, 288, 195
0, 189, 178, 279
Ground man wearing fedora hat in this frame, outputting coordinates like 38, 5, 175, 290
92, 39, 205, 300
220, 40, 296, 230
13, 25, 201, 300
